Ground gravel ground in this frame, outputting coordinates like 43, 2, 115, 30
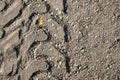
0, 0, 120, 80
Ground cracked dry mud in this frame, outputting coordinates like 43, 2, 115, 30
0, 0, 120, 80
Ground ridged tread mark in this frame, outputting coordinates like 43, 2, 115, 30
24, 12, 37, 32
0, 2, 8, 12
28, 41, 53, 73
36, 54, 53, 73
63, 0, 68, 14
46, 60, 54, 73
29, 70, 40, 80
14, 39, 24, 57
65, 56, 70, 73
42, 27, 52, 42
63, 25, 71, 73
13, 57, 22, 76
18, 29, 22, 39
0, 0, 14, 13
64, 25, 69, 42
27, 41, 41, 59
44, 1, 51, 14
7, 66, 13, 76
28, 41, 40, 52
50, 8, 71, 73
7, 56, 21, 76
18, 75, 21, 80
2, 25, 21, 44
27, 28, 52, 59
63, 25, 70, 73
29, 41, 40, 49
21, 56, 52, 80
41, 0, 52, 14
3, 3, 27, 28
0, 29, 5, 39
0, 53, 3, 66
52, 44, 70, 73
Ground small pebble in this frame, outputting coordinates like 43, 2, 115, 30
37, 18, 43, 27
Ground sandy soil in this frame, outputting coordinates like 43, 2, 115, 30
0, 0, 120, 80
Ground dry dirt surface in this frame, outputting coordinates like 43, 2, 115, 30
0, 0, 120, 80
